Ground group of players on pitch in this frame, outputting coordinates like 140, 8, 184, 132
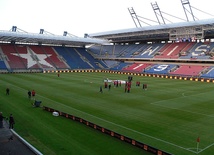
100, 76, 147, 93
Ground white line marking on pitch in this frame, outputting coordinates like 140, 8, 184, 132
38, 94, 197, 154
1, 80, 209, 154
149, 90, 214, 118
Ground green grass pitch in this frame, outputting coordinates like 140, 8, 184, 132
1, 72, 214, 155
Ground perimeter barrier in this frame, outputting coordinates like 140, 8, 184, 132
43, 106, 172, 155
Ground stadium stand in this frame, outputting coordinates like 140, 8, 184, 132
135, 43, 164, 58
145, 64, 177, 74
54, 46, 93, 69
109, 61, 129, 71
170, 65, 207, 76
0, 44, 27, 70
1, 42, 214, 79
200, 66, 214, 78
76, 47, 105, 69
1, 41, 214, 80
154, 42, 193, 59
41, 46, 69, 69
179, 42, 212, 59
28, 45, 56, 70
122, 63, 151, 73
1, 3, 214, 155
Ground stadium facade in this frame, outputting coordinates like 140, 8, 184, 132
1, 1, 214, 154
1, 18, 214, 79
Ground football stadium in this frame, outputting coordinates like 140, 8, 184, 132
1, 0, 214, 155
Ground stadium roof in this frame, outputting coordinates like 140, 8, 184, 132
0, 30, 110, 47
1, 19, 214, 46
88, 18, 214, 43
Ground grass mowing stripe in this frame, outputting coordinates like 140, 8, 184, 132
0, 74, 149, 154
3, 78, 185, 149
39, 93, 198, 153
1, 72, 214, 155
150, 94, 214, 118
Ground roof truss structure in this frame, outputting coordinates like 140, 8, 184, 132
89, 19, 214, 43
0, 27, 109, 47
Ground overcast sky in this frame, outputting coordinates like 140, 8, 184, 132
0, 0, 213, 37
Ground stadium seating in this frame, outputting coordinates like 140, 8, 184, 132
89, 45, 114, 58
110, 62, 129, 71
76, 48, 105, 69
180, 42, 214, 60
170, 65, 207, 76
133, 43, 165, 58
0, 61, 7, 70
122, 63, 151, 73
154, 42, 194, 59
28, 45, 56, 69
1, 42, 214, 79
145, 64, 177, 74
41, 46, 69, 69
200, 67, 214, 78
53, 46, 79, 69
1, 44, 27, 70
54, 46, 93, 69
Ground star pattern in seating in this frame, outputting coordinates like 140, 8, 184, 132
11, 49, 53, 68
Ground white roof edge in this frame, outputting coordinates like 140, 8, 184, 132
89, 18, 214, 37
0, 30, 109, 44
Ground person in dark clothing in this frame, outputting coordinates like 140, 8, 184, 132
28, 90, 31, 99
143, 84, 148, 90
9, 114, 15, 129
108, 84, 111, 90
99, 86, 103, 93
0, 112, 5, 128
144, 84, 147, 90
125, 82, 127, 93
6, 88, 10, 95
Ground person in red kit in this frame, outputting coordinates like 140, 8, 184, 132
32, 90, 36, 100
104, 82, 108, 88
127, 86, 130, 93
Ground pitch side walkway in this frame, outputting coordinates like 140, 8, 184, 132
0, 120, 39, 155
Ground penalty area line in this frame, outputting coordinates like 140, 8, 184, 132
150, 98, 214, 118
